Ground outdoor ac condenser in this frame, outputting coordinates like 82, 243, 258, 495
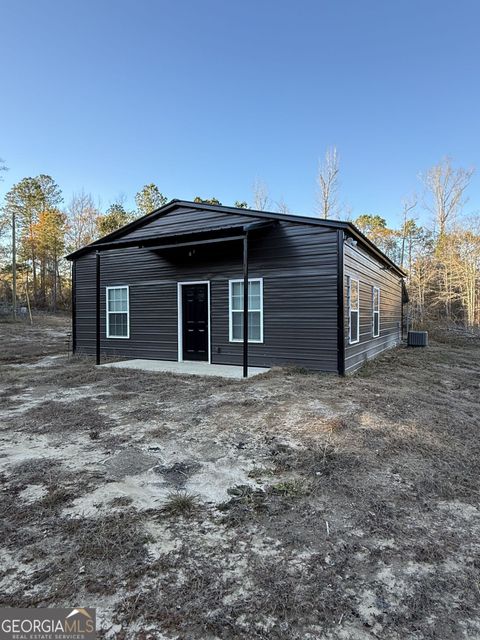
407, 331, 428, 347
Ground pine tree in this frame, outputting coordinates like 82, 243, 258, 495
193, 197, 222, 205
2, 175, 63, 308
135, 184, 167, 217
33, 209, 66, 310
97, 204, 131, 236
3, 177, 43, 303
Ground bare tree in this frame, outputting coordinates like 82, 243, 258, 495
430, 215, 480, 327
421, 157, 474, 236
316, 146, 340, 219
275, 197, 290, 214
252, 178, 270, 211
399, 195, 417, 268
114, 191, 128, 207
0, 158, 12, 312
454, 216, 480, 327
65, 191, 100, 251
420, 158, 475, 320
341, 204, 354, 222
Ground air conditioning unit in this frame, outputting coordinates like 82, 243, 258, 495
407, 331, 428, 347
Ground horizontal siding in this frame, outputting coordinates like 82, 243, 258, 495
74, 211, 340, 372
344, 240, 403, 374
211, 274, 338, 369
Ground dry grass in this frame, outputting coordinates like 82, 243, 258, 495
1, 316, 480, 639
0, 314, 69, 363
10, 457, 57, 485
161, 490, 201, 517
63, 511, 152, 563
11, 399, 112, 435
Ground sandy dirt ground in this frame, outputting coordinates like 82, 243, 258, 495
0, 316, 479, 639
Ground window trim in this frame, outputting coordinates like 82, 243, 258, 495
372, 286, 380, 338
228, 278, 264, 344
348, 276, 360, 345
106, 285, 130, 339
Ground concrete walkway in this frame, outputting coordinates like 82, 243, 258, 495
100, 359, 270, 379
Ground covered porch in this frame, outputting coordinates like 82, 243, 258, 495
100, 359, 270, 379
83, 217, 275, 377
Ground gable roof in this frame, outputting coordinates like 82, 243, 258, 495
66, 199, 406, 276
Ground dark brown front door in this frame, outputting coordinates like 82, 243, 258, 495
182, 283, 209, 361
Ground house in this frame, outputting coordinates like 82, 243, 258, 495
66, 200, 407, 376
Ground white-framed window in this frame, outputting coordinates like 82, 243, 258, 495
229, 278, 263, 343
372, 286, 380, 337
348, 276, 360, 344
106, 286, 130, 338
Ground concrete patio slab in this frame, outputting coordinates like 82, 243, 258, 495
100, 359, 270, 379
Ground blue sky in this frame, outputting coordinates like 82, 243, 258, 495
1, 0, 479, 227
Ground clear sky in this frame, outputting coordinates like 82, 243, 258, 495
1, 0, 479, 227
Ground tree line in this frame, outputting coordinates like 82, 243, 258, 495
0, 155, 479, 328
0, 180, 172, 312
0, 177, 251, 313
317, 149, 479, 328
341, 158, 480, 329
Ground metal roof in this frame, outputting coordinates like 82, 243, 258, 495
66, 199, 406, 276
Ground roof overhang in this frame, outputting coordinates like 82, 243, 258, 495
66, 219, 275, 258
65, 199, 406, 277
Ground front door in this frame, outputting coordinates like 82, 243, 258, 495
181, 283, 209, 361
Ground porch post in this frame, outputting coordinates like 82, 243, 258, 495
71, 261, 76, 354
96, 251, 101, 366
242, 233, 249, 378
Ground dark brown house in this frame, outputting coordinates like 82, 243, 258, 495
66, 200, 407, 375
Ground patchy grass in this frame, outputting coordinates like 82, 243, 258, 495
11, 399, 113, 436
161, 491, 201, 517
62, 511, 152, 563
0, 314, 70, 363
1, 316, 480, 638
10, 457, 57, 485
268, 478, 312, 497
38, 487, 75, 510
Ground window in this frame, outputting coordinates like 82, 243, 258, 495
372, 286, 380, 337
348, 276, 359, 344
229, 278, 263, 343
106, 286, 130, 338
